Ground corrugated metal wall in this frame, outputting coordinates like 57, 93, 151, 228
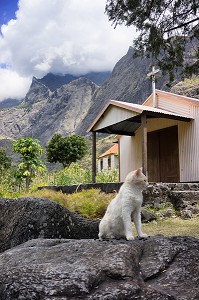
179, 105, 199, 182
120, 112, 199, 182
156, 94, 191, 117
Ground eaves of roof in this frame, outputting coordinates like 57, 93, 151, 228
87, 99, 193, 135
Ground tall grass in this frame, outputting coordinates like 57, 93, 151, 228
30, 188, 113, 219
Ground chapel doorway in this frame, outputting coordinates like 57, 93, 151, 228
147, 126, 180, 183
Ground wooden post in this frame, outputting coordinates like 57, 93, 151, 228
141, 112, 147, 176
92, 131, 96, 183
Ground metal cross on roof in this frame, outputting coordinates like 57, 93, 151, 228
147, 66, 160, 107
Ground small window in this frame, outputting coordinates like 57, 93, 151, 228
108, 156, 111, 169
100, 159, 103, 171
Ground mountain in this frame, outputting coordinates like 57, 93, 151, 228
0, 77, 97, 144
24, 77, 51, 105
77, 47, 182, 135
0, 71, 111, 109
37, 71, 111, 91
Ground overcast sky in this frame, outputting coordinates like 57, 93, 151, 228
0, 0, 135, 101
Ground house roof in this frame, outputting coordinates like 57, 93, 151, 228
98, 144, 118, 158
87, 90, 194, 136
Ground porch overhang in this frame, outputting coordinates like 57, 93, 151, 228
87, 100, 193, 136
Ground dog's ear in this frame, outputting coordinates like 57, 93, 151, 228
135, 168, 142, 177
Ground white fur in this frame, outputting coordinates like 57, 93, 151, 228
98, 168, 148, 240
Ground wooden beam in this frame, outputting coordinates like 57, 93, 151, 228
92, 131, 96, 183
141, 112, 147, 176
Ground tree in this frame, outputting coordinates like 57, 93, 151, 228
46, 134, 88, 168
105, 0, 199, 81
0, 147, 11, 174
13, 137, 46, 191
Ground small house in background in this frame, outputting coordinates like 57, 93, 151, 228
98, 143, 119, 172
88, 89, 199, 183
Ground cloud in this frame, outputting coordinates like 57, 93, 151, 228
0, 68, 31, 101
0, 0, 135, 100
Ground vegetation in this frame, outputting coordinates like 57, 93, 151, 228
0, 135, 198, 238
13, 137, 46, 191
0, 162, 119, 198
46, 134, 88, 168
142, 217, 199, 238
50, 163, 118, 185
0, 147, 11, 174
171, 76, 199, 98
105, 0, 199, 81
31, 188, 113, 219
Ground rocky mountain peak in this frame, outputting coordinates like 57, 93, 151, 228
0, 74, 98, 143
24, 76, 51, 105
37, 71, 111, 92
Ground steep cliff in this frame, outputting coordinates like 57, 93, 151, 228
0, 77, 97, 144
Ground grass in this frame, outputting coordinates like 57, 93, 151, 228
141, 216, 199, 239
29, 188, 113, 219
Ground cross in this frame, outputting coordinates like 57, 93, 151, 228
147, 66, 160, 107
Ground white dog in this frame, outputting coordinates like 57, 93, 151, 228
98, 168, 148, 240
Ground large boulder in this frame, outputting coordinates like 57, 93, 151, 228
0, 236, 198, 299
0, 197, 99, 253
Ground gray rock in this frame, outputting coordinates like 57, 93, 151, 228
143, 183, 171, 206
0, 236, 198, 299
0, 197, 99, 253
170, 191, 199, 209
181, 209, 193, 219
188, 205, 199, 214
141, 208, 157, 223
162, 208, 175, 218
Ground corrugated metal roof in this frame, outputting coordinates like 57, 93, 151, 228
108, 100, 193, 119
99, 144, 118, 158
87, 90, 196, 135
87, 97, 193, 135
